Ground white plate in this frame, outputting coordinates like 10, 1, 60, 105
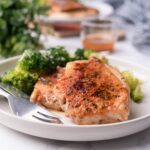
0, 56, 150, 141
37, 2, 114, 23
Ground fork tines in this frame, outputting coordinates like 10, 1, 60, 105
32, 111, 63, 124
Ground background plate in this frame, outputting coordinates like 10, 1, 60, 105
37, 2, 114, 23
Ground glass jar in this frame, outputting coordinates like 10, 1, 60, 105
81, 19, 117, 51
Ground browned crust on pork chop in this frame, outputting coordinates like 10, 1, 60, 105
56, 58, 130, 124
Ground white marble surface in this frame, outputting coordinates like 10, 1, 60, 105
1, 122, 150, 150
0, 38, 150, 150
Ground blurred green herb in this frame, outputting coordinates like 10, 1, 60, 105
0, 0, 50, 57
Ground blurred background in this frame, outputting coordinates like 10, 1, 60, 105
0, 0, 150, 66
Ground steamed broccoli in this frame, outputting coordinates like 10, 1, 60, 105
1, 68, 38, 94
46, 46, 70, 70
122, 71, 143, 102
73, 48, 92, 60
46, 47, 93, 69
17, 49, 48, 73
1, 50, 48, 94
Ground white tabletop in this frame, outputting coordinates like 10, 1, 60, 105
0, 37, 150, 150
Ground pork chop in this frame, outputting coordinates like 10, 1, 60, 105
57, 58, 130, 124
30, 67, 65, 111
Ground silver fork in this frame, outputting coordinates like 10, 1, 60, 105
0, 84, 62, 124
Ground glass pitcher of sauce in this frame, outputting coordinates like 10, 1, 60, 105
81, 20, 117, 51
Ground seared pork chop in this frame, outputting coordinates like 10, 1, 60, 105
30, 68, 65, 111
57, 58, 130, 124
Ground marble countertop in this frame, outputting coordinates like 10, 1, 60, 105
0, 38, 150, 150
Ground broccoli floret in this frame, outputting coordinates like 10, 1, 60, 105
122, 71, 139, 91
131, 85, 143, 102
73, 49, 92, 60
17, 49, 48, 73
1, 68, 38, 94
122, 71, 143, 102
46, 46, 70, 69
